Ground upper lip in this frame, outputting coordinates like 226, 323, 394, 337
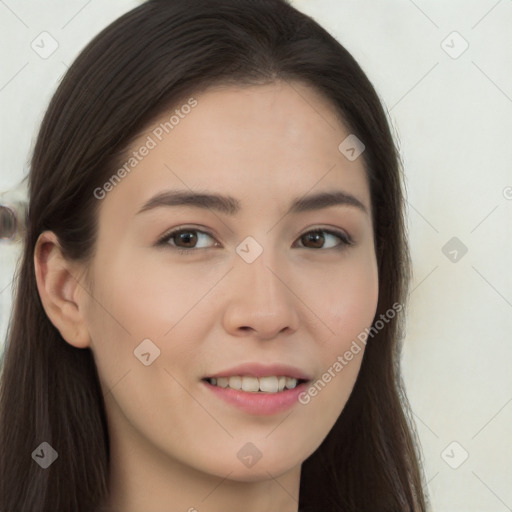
205, 362, 311, 381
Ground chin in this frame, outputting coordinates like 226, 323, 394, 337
200, 453, 303, 483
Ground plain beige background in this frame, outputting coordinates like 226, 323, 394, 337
1, 1, 511, 510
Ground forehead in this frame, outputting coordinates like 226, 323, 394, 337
99, 80, 371, 220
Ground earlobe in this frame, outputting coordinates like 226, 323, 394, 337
34, 231, 91, 349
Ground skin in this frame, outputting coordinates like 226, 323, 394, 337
34, 80, 379, 512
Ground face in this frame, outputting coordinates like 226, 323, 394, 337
80, 80, 379, 483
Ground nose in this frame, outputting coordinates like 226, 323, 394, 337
221, 249, 300, 340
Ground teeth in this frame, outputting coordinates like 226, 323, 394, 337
208, 375, 300, 393
259, 376, 279, 393
228, 376, 242, 390
241, 376, 259, 392
285, 377, 297, 389
217, 377, 229, 388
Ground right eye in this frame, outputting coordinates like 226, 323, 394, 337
156, 227, 221, 251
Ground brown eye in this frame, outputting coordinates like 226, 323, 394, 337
156, 226, 352, 253
295, 229, 352, 250
158, 228, 218, 250
172, 230, 197, 248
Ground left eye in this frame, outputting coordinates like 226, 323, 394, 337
293, 229, 352, 249
157, 227, 352, 251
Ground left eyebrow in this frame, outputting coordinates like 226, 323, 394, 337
136, 189, 369, 216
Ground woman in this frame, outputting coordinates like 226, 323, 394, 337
0, 0, 429, 510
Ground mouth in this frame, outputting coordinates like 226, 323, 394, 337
202, 375, 308, 393
201, 362, 312, 415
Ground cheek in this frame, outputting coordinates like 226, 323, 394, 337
107, 250, 225, 334
294, 261, 378, 439
83, 249, 223, 390
314, 251, 379, 349
330, 274, 379, 345
304, 250, 378, 394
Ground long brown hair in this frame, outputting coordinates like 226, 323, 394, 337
0, 0, 428, 510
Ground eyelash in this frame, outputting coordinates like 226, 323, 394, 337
156, 226, 354, 252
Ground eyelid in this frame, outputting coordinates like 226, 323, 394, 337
155, 225, 354, 250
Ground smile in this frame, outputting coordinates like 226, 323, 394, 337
203, 375, 304, 393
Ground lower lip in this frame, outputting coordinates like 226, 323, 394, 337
203, 380, 309, 416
